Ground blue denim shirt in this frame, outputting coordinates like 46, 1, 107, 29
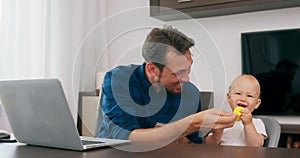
98, 63, 202, 143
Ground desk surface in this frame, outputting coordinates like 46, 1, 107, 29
1, 142, 300, 158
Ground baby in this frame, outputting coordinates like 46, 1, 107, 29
206, 74, 267, 146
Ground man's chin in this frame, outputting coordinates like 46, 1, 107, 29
171, 88, 182, 94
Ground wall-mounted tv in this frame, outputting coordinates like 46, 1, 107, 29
241, 28, 300, 116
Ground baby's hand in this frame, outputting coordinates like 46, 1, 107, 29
240, 108, 252, 125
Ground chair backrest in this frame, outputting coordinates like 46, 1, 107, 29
94, 91, 103, 137
255, 116, 281, 147
200, 91, 213, 110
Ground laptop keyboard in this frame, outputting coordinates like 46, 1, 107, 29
81, 140, 104, 145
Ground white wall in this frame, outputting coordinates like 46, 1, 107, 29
194, 7, 300, 111
103, 0, 300, 112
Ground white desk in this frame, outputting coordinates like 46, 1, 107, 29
269, 116, 300, 134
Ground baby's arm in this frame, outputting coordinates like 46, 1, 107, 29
241, 109, 264, 147
205, 129, 223, 145
244, 123, 265, 147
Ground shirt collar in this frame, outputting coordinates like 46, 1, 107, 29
139, 62, 152, 89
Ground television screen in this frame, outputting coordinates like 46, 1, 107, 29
241, 28, 300, 115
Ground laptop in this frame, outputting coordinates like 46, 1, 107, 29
0, 79, 130, 151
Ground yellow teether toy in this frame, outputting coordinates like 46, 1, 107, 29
233, 106, 245, 121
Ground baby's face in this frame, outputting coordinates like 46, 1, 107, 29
227, 78, 261, 112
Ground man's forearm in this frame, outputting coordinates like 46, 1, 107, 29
128, 114, 197, 142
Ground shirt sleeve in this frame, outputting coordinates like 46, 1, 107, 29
254, 118, 268, 138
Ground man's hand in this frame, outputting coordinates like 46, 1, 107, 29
197, 108, 236, 132
212, 129, 223, 140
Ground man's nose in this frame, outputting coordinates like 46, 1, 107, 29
179, 74, 190, 82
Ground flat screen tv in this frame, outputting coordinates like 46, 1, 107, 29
241, 28, 300, 116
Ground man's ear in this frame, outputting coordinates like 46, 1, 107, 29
145, 62, 159, 77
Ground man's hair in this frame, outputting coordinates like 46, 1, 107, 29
142, 25, 195, 71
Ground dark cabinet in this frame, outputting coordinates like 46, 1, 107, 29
150, 0, 300, 20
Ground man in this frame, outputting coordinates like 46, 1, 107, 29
98, 26, 236, 144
